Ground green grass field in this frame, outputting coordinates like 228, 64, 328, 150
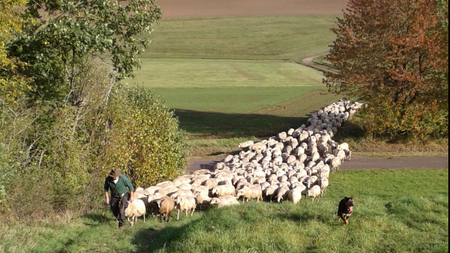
140, 16, 338, 61
130, 15, 342, 138
2, 169, 447, 252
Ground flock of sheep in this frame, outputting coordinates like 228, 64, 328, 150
124, 100, 367, 225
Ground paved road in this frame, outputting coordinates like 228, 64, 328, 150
187, 156, 448, 172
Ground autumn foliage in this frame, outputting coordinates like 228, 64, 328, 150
324, 0, 448, 139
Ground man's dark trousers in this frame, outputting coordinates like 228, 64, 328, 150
110, 193, 129, 228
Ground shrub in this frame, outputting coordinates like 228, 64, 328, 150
105, 86, 188, 187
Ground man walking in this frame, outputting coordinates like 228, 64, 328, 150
104, 169, 134, 230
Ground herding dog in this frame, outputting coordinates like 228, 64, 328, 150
337, 197, 354, 225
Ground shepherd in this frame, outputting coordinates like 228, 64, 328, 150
104, 169, 134, 230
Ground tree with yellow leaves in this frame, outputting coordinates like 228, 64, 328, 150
0, 0, 30, 105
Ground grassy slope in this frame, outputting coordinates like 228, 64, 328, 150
2, 169, 447, 252
140, 16, 338, 61
131, 15, 343, 139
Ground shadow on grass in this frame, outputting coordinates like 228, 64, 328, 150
172, 108, 309, 137
277, 209, 335, 224
129, 209, 216, 253
83, 212, 116, 226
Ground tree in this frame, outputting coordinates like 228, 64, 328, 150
324, 0, 448, 139
0, 0, 30, 106
8, 0, 162, 106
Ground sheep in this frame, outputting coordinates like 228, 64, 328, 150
194, 192, 212, 210
238, 140, 254, 149
169, 189, 194, 200
336, 149, 346, 163
306, 176, 318, 189
193, 169, 212, 177
212, 184, 236, 197
191, 175, 211, 188
318, 177, 329, 197
124, 199, 146, 226
343, 149, 352, 161
175, 195, 196, 220
279, 181, 291, 188
275, 185, 290, 202
193, 185, 210, 198
286, 188, 302, 204
203, 178, 219, 190
295, 169, 307, 178
327, 156, 342, 173
177, 100, 363, 211
289, 176, 299, 185
235, 180, 252, 191
134, 190, 148, 200
157, 186, 178, 196
260, 181, 271, 192
156, 196, 175, 223
307, 185, 321, 200
172, 175, 192, 186
293, 183, 308, 196
318, 166, 330, 179
156, 181, 175, 188
236, 185, 263, 203
144, 186, 160, 195
310, 151, 320, 162
334, 142, 349, 155
298, 131, 309, 142
263, 184, 279, 202
178, 183, 193, 191
317, 142, 329, 156
210, 195, 240, 208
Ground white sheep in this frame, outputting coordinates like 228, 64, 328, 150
307, 185, 321, 200
275, 185, 290, 202
286, 188, 302, 204
212, 184, 236, 197
264, 184, 278, 202
318, 177, 329, 197
125, 199, 146, 226
203, 178, 219, 190
335, 149, 346, 163
334, 142, 349, 155
210, 195, 240, 208
236, 185, 263, 203
192, 169, 212, 177
169, 189, 193, 200
194, 192, 212, 210
157, 186, 179, 196
172, 175, 192, 186
175, 195, 196, 220
327, 157, 341, 173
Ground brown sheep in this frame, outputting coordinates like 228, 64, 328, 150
156, 196, 175, 223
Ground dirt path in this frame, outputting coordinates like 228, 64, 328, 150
187, 156, 448, 172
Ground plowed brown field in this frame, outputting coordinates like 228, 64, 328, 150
158, 0, 349, 19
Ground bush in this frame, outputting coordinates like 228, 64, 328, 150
105, 86, 188, 188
